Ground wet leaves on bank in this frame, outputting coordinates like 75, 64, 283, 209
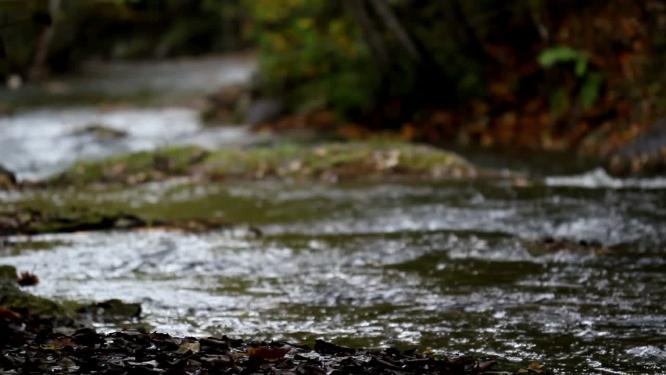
0, 324, 507, 374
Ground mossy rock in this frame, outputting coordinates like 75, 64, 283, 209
49, 141, 476, 186
51, 145, 209, 186
0, 264, 141, 322
71, 123, 128, 140
77, 298, 142, 321
202, 141, 476, 180
0, 265, 17, 281
0, 271, 68, 317
0, 199, 147, 235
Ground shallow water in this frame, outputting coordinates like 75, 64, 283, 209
0, 54, 259, 180
0, 107, 262, 180
3, 178, 666, 374
1, 55, 665, 374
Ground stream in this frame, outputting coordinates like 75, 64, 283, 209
1, 55, 665, 374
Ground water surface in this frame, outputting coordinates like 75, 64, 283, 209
3, 178, 665, 374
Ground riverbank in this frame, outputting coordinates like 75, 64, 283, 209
0, 265, 523, 374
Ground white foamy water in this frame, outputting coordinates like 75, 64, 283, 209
0, 54, 259, 180
0, 107, 257, 180
545, 168, 666, 189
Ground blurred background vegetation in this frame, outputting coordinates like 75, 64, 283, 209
1, 0, 664, 155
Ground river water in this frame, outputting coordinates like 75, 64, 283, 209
1, 55, 665, 374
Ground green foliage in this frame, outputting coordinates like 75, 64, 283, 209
0, 0, 247, 79
538, 46, 604, 116
243, 0, 378, 115
538, 46, 589, 76
580, 72, 603, 110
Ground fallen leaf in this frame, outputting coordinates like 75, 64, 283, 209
17, 271, 39, 286
248, 345, 290, 361
0, 307, 21, 320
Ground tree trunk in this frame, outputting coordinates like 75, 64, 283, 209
343, 0, 390, 71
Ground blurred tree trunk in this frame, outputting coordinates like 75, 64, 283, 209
343, 0, 454, 123
343, 0, 390, 71
29, 0, 60, 81
441, 0, 493, 62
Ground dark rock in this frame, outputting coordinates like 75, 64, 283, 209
0, 165, 17, 189
246, 98, 284, 125
72, 124, 128, 141
313, 339, 355, 356
608, 118, 666, 175
77, 299, 141, 321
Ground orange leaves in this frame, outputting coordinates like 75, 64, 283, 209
0, 307, 21, 320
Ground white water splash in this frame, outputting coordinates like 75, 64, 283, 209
545, 168, 666, 189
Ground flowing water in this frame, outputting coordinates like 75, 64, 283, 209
1, 56, 665, 374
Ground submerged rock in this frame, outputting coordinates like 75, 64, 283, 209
0, 202, 231, 235
523, 237, 612, 256
77, 298, 142, 322
71, 123, 128, 141
0, 202, 148, 235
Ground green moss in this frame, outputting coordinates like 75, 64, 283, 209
50, 141, 475, 186
0, 190, 154, 235
51, 145, 209, 186
0, 269, 73, 316
203, 141, 475, 180
0, 266, 144, 324
0, 284, 67, 316
2, 142, 477, 235
0, 265, 17, 281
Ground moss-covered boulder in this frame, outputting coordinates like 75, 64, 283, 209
0, 199, 147, 235
0, 265, 65, 317
2, 141, 476, 235
201, 142, 476, 180
1, 264, 144, 326
51, 145, 209, 186
50, 141, 476, 186
0, 192, 233, 235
